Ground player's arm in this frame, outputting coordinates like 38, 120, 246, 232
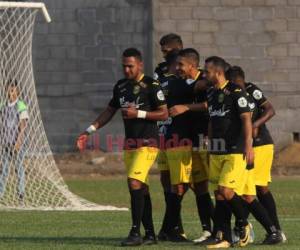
122, 82, 168, 121
122, 104, 168, 121
77, 105, 117, 152
77, 84, 120, 152
253, 101, 275, 129
168, 102, 207, 117
240, 112, 254, 165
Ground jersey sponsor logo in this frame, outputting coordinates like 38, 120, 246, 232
238, 97, 248, 108
253, 89, 263, 100
157, 90, 165, 101
208, 106, 230, 117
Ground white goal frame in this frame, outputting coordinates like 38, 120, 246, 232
0, 1, 51, 23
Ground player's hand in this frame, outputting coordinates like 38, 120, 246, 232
122, 105, 138, 119
169, 105, 189, 117
252, 127, 259, 138
243, 145, 254, 167
76, 133, 88, 152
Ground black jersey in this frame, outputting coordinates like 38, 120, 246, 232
154, 62, 168, 82
166, 78, 195, 145
109, 74, 166, 149
190, 71, 209, 147
207, 81, 251, 154
156, 73, 178, 136
246, 82, 274, 146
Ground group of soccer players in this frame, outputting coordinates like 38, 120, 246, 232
77, 33, 286, 248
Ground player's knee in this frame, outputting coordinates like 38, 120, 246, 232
172, 183, 188, 196
242, 195, 254, 203
218, 186, 234, 200
256, 185, 269, 195
128, 178, 143, 190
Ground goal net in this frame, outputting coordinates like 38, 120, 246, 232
0, 2, 126, 211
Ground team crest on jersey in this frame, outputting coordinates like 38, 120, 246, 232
238, 97, 248, 108
139, 81, 147, 88
133, 85, 140, 95
157, 90, 165, 101
218, 93, 224, 103
253, 89, 263, 100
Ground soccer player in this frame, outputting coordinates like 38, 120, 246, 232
76, 48, 168, 246
204, 56, 253, 248
154, 33, 183, 82
155, 49, 188, 241
0, 80, 28, 203
154, 33, 185, 240
227, 66, 285, 244
162, 48, 211, 241
168, 48, 214, 243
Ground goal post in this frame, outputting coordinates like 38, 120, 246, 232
0, 1, 51, 23
0, 2, 126, 211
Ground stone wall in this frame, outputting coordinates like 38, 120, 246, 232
32, 0, 152, 152
153, 0, 300, 149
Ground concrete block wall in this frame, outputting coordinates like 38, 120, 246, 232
32, 0, 152, 152
30, 0, 300, 152
153, 0, 300, 150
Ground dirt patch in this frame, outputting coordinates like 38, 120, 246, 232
56, 144, 300, 178
273, 143, 300, 175
55, 150, 159, 178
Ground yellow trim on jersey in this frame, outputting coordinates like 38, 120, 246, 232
194, 70, 201, 80
137, 73, 145, 82
218, 80, 229, 90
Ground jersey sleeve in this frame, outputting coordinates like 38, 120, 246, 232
108, 85, 120, 109
17, 100, 29, 120
233, 89, 251, 115
248, 84, 267, 107
149, 81, 166, 108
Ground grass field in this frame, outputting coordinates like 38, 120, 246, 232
0, 176, 299, 249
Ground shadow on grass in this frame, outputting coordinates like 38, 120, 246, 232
0, 236, 125, 247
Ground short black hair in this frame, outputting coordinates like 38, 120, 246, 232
6, 79, 18, 89
165, 49, 180, 66
159, 33, 183, 47
205, 56, 227, 72
178, 48, 200, 67
226, 66, 245, 81
122, 48, 142, 61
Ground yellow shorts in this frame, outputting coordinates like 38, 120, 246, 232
253, 144, 274, 186
157, 150, 169, 171
124, 147, 159, 184
166, 146, 192, 185
236, 168, 256, 196
192, 149, 209, 183
209, 154, 247, 192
